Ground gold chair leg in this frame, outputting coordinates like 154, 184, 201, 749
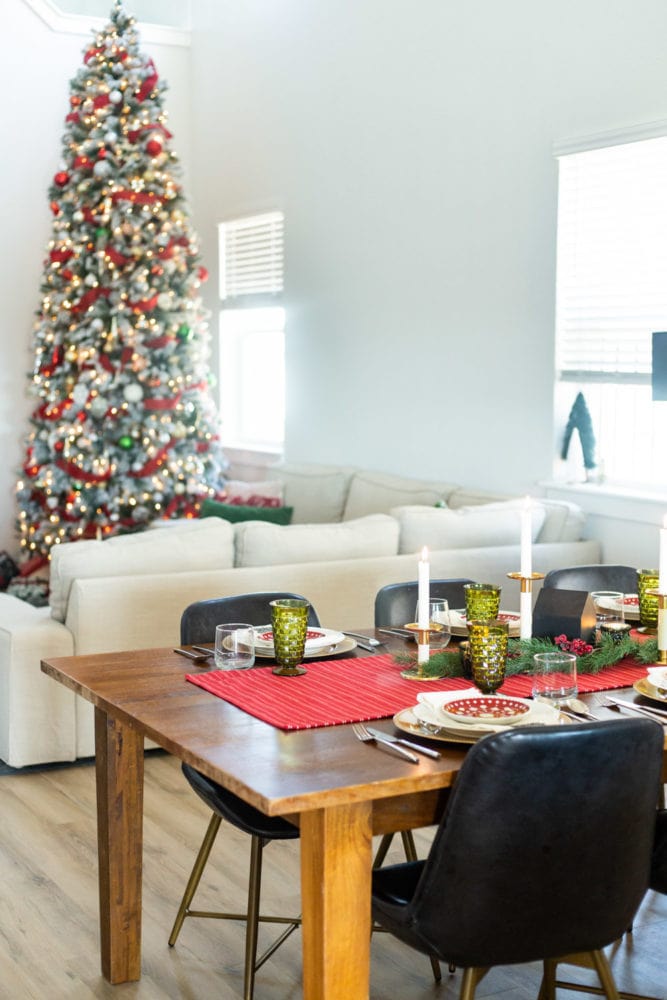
373, 833, 393, 868
400, 830, 418, 862
459, 967, 487, 1000
168, 813, 222, 946
590, 950, 621, 1000
539, 958, 558, 1000
243, 835, 263, 1000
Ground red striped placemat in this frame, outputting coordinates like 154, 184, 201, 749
186, 654, 650, 731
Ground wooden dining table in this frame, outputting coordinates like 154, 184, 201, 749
41, 632, 667, 1000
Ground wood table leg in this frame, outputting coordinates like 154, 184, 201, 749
95, 707, 144, 983
300, 801, 373, 1000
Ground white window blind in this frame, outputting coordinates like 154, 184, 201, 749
219, 211, 284, 303
556, 137, 667, 383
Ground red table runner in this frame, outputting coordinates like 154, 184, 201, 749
186, 654, 650, 731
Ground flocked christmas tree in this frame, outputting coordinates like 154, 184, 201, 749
16, 1, 226, 568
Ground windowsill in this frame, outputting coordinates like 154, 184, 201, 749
541, 479, 667, 524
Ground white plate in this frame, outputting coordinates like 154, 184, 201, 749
414, 688, 559, 738
449, 609, 521, 637
393, 700, 562, 745
253, 635, 357, 660
254, 626, 346, 653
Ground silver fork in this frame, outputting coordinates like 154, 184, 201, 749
351, 723, 419, 763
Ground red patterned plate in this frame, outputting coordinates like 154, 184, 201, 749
441, 696, 531, 726
256, 629, 325, 643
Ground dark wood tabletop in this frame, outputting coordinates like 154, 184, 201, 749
41, 628, 666, 999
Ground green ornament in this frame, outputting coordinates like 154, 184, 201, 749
95, 227, 109, 240
118, 435, 133, 450
177, 324, 192, 341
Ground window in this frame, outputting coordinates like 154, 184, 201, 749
555, 131, 667, 490
218, 212, 285, 452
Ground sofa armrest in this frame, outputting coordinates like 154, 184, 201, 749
0, 595, 76, 767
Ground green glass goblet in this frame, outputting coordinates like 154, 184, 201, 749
464, 583, 501, 622
467, 619, 509, 695
637, 568, 659, 634
270, 598, 310, 676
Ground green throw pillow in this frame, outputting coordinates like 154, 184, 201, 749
200, 499, 294, 525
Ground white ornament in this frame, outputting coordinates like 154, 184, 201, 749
90, 318, 104, 331
89, 397, 108, 418
85, 273, 98, 286
156, 292, 172, 310
109, 90, 123, 104
104, 131, 118, 144
123, 383, 144, 403
174, 482, 186, 495
71, 384, 89, 407
46, 497, 59, 509
73, 210, 84, 223
93, 160, 112, 178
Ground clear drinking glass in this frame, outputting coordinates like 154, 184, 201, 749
532, 651, 577, 706
214, 623, 256, 671
414, 598, 452, 651
590, 590, 625, 643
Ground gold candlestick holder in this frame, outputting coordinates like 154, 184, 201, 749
646, 589, 667, 665
507, 572, 544, 640
400, 624, 446, 680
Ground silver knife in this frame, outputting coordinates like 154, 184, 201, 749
341, 631, 381, 646
365, 726, 441, 759
173, 647, 210, 662
604, 695, 667, 724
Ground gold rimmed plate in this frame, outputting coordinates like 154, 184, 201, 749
253, 635, 357, 660
633, 677, 667, 704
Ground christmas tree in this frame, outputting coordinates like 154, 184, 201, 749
16, 1, 226, 568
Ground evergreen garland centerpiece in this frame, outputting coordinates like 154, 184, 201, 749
397, 633, 659, 680
16, 1, 226, 569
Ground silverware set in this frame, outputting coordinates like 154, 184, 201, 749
351, 722, 441, 763
603, 695, 667, 725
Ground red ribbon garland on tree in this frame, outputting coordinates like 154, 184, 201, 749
104, 245, 132, 268
55, 458, 113, 483
127, 122, 173, 144
136, 58, 158, 102
128, 438, 175, 477
71, 287, 111, 315
143, 391, 182, 411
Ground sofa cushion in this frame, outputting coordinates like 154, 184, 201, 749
273, 463, 356, 523
200, 498, 294, 525
234, 514, 400, 568
533, 499, 587, 543
392, 501, 547, 554
49, 518, 235, 623
343, 471, 459, 521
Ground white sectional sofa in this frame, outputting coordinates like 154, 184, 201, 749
0, 463, 600, 767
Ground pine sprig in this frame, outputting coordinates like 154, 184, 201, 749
394, 634, 658, 679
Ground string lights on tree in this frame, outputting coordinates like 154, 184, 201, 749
16, 1, 226, 569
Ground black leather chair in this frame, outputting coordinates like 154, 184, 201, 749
170, 592, 318, 1000
371, 718, 664, 1000
543, 564, 638, 594
650, 809, 667, 894
374, 578, 475, 627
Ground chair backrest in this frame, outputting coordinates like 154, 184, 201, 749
543, 564, 638, 594
404, 718, 663, 969
374, 579, 475, 627
650, 809, 667, 894
180, 592, 321, 644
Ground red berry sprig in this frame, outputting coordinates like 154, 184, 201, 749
553, 634, 593, 656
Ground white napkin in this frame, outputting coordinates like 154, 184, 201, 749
646, 667, 667, 689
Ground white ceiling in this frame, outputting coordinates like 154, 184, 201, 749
44, 0, 190, 29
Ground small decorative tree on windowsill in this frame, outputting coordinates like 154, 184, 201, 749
561, 391, 598, 481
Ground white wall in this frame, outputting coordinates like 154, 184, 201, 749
187, 0, 667, 567
4, 0, 667, 566
0, 0, 192, 557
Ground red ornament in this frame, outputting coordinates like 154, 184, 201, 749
198, 266, 209, 282
54, 171, 70, 187
54, 441, 64, 453
150, 264, 164, 276
61, 269, 73, 281
70, 95, 81, 107
74, 156, 91, 169
97, 147, 107, 159
50, 201, 60, 216
145, 139, 162, 157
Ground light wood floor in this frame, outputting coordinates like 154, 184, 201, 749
0, 752, 666, 1000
